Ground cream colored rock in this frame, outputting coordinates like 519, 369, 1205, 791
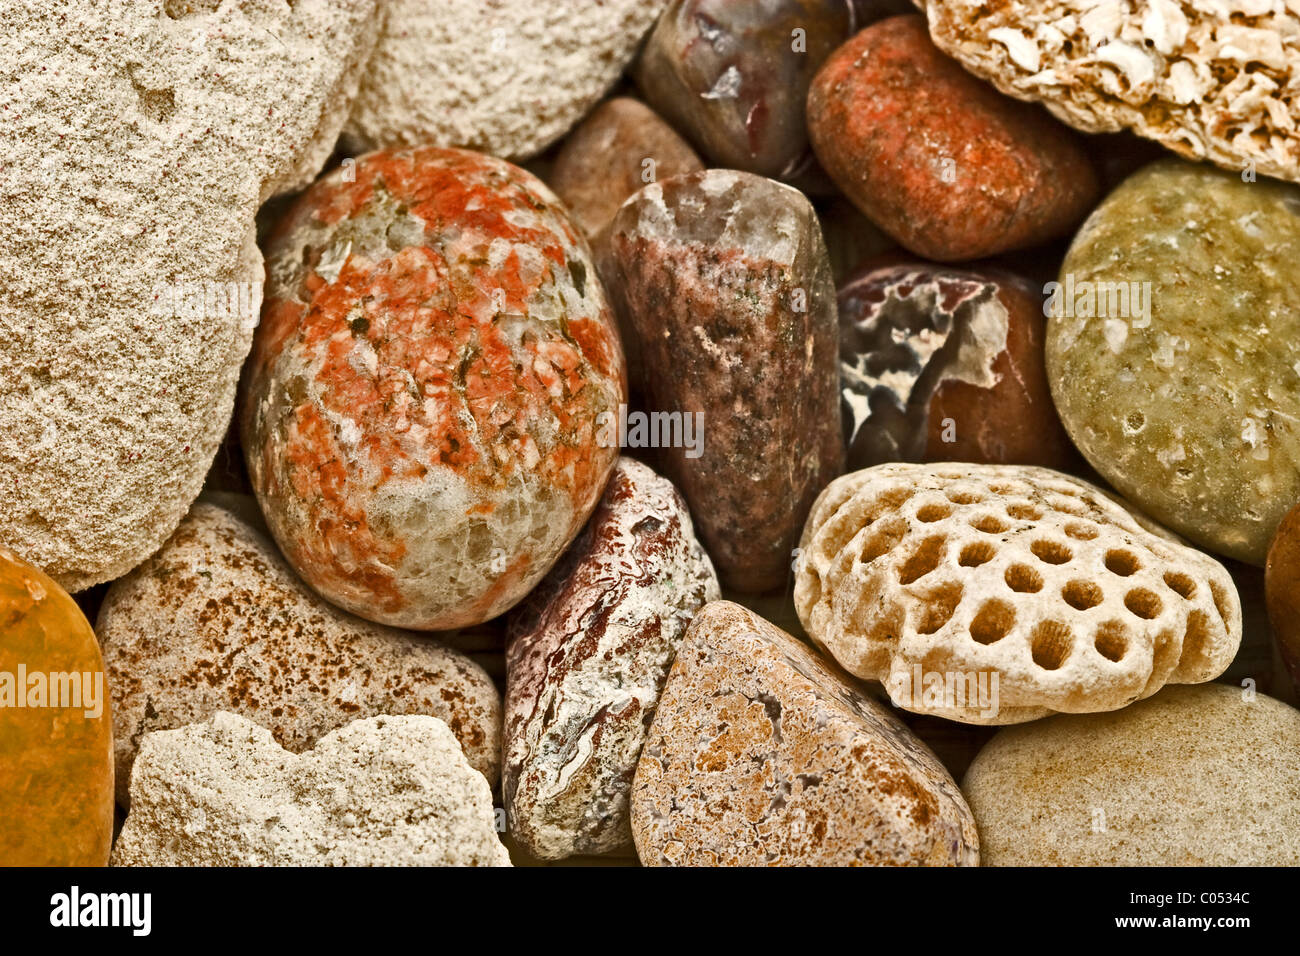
964, 683, 1300, 865
0, 0, 382, 591
795, 463, 1242, 723
916, 0, 1300, 183
112, 712, 510, 867
344, 0, 667, 160
97, 503, 501, 806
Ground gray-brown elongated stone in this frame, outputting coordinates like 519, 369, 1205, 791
606, 169, 844, 593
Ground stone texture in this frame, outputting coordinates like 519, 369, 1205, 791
96, 503, 502, 807
345, 0, 666, 160
0, 547, 113, 865
0, 0, 382, 591
242, 147, 626, 630
807, 14, 1099, 262
795, 463, 1242, 724
504, 458, 720, 860
1047, 159, 1300, 566
964, 683, 1300, 865
1265, 502, 1300, 695
605, 169, 844, 592
112, 712, 509, 866
840, 261, 1077, 471
629, 601, 979, 866
918, 0, 1300, 185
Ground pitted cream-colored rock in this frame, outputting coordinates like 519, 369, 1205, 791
112, 712, 510, 866
344, 0, 667, 159
915, 0, 1300, 183
97, 503, 502, 806
0, 0, 382, 591
795, 464, 1242, 724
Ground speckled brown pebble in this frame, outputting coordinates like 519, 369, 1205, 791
629, 601, 979, 866
504, 458, 719, 860
96, 503, 501, 806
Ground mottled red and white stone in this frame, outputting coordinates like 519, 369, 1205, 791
242, 147, 626, 630
504, 458, 720, 859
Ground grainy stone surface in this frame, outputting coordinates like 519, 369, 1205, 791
964, 684, 1300, 865
1265, 502, 1300, 696
0, 0, 381, 592
0, 547, 113, 865
345, 0, 666, 160
1047, 159, 1300, 566
606, 169, 844, 592
918, 0, 1300, 185
112, 712, 509, 867
504, 458, 719, 859
807, 14, 1099, 261
97, 503, 502, 807
630, 601, 979, 866
795, 463, 1242, 723
840, 261, 1077, 471
242, 147, 626, 630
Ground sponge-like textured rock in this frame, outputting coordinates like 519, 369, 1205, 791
112, 712, 510, 867
795, 464, 1242, 724
0, 0, 381, 591
916, 0, 1300, 184
345, 0, 667, 160
97, 503, 502, 806
964, 684, 1300, 865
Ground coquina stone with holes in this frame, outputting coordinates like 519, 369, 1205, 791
794, 463, 1242, 724
630, 601, 979, 866
242, 147, 626, 631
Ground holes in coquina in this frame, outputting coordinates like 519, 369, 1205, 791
1104, 549, 1140, 576
1005, 502, 1044, 521
1093, 620, 1128, 662
1005, 563, 1043, 593
1064, 521, 1099, 540
945, 489, 985, 505
916, 583, 963, 635
1163, 571, 1197, 600
958, 541, 995, 567
1030, 621, 1072, 670
1030, 539, 1073, 564
898, 535, 945, 584
1062, 580, 1103, 611
916, 503, 952, 523
971, 514, 1010, 534
970, 600, 1015, 645
1124, 587, 1163, 620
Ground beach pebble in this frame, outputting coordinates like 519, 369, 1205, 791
242, 147, 625, 630
96, 503, 502, 806
345, 0, 665, 160
1047, 159, 1300, 565
0, 548, 114, 865
964, 684, 1300, 865
629, 601, 979, 866
504, 458, 720, 859
111, 712, 509, 867
1265, 503, 1300, 696
807, 14, 1098, 261
605, 169, 843, 592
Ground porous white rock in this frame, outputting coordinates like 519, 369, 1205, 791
111, 712, 510, 867
916, 0, 1300, 183
795, 463, 1242, 724
0, 0, 382, 590
344, 0, 667, 159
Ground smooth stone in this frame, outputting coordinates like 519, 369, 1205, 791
1265, 503, 1300, 696
242, 147, 626, 629
807, 14, 1099, 262
1047, 158, 1300, 565
605, 169, 844, 592
0, 547, 114, 865
964, 684, 1300, 865
629, 601, 979, 866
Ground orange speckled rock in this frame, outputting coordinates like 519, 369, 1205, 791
0, 548, 113, 865
629, 601, 978, 866
243, 147, 627, 630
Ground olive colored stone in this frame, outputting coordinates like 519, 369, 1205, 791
0, 548, 113, 865
1047, 159, 1300, 565
1265, 503, 1300, 695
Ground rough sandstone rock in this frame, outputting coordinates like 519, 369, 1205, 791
795, 463, 1242, 724
345, 0, 666, 160
242, 147, 626, 630
112, 712, 508, 866
630, 601, 979, 866
96, 503, 502, 806
504, 458, 720, 860
605, 169, 844, 592
917, 0, 1300, 184
0, 547, 114, 865
964, 683, 1300, 865
0, 0, 381, 592
807, 14, 1099, 261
